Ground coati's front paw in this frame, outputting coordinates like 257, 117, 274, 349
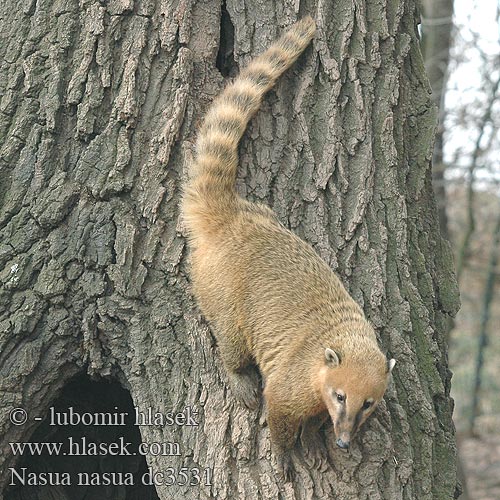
276, 451, 294, 482
228, 371, 260, 410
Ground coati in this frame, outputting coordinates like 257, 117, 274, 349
182, 16, 395, 479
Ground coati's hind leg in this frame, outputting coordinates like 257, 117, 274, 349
217, 334, 260, 410
227, 370, 260, 410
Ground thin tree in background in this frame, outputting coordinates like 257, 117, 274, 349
421, 0, 454, 240
468, 208, 500, 435
455, 70, 500, 283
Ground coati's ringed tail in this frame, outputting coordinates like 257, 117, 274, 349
182, 16, 316, 239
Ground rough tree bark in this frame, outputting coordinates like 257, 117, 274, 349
0, 1, 460, 499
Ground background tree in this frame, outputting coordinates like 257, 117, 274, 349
421, 0, 454, 240
0, 0, 460, 499
468, 208, 500, 435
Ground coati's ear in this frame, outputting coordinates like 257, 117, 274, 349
387, 358, 396, 373
325, 348, 340, 368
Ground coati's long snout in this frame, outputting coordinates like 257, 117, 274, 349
328, 405, 361, 451
336, 436, 350, 450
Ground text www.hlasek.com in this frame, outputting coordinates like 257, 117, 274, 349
10, 437, 181, 457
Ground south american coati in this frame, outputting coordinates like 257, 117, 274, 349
182, 16, 395, 479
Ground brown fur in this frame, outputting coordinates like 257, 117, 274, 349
182, 16, 394, 479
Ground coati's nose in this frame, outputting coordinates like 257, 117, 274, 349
336, 438, 350, 450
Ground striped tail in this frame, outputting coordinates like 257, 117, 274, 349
182, 16, 316, 240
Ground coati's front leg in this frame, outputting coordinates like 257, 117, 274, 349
300, 411, 329, 442
266, 399, 301, 481
217, 335, 260, 410
300, 412, 330, 468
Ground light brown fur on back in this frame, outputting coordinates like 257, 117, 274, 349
182, 16, 394, 480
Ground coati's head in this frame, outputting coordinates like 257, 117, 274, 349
318, 346, 395, 450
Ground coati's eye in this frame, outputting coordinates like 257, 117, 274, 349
335, 392, 345, 403
362, 400, 373, 410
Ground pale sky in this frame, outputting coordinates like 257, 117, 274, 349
444, 0, 500, 184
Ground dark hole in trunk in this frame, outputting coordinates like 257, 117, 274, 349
5, 375, 160, 500
216, 1, 236, 77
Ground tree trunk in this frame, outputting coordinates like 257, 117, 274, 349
0, 1, 460, 499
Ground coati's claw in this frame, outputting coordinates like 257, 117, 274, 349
228, 372, 259, 410
277, 452, 294, 482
